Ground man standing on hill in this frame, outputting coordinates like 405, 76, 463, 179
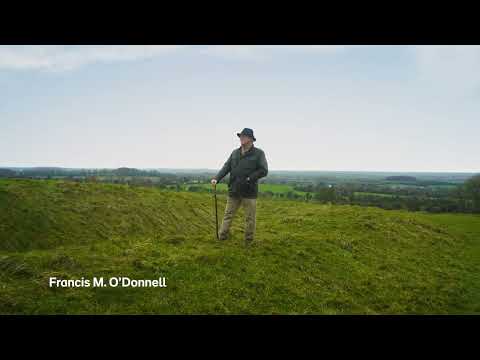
211, 128, 268, 245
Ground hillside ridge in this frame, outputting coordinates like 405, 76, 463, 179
1, 178, 479, 314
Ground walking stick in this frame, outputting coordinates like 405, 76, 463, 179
213, 183, 219, 240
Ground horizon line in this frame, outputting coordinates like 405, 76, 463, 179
1, 166, 478, 174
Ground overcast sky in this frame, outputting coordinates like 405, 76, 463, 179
1, 45, 479, 172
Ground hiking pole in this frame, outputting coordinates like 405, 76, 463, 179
213, 183, 219, 240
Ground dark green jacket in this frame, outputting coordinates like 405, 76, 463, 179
214, 145, 268, 198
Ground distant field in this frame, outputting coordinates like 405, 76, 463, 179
260, 183, 306, 195
428, 185, 458, 190
354, 192, 396, 198
196, 183, 306, 195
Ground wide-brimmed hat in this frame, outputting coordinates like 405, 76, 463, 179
237, 128, 256, 142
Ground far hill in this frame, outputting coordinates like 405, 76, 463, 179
114, 167, 143, 176
0, 169, 15, 177
0, 178, 479, 314
385, 176, 417, 181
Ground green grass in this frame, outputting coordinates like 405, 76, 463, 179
1, 178, 479, 314
198, 182, 306, 195
198, 183, 228, 192
416, 213, 480, 313
259, 183, 306, 195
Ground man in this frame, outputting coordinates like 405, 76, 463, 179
211, 128, 268, 244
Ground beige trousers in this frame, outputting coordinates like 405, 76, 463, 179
218, 196, 257, 242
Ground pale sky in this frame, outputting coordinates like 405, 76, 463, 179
1, 45, 479, 172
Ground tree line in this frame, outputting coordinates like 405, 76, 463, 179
292, 175, 480, 213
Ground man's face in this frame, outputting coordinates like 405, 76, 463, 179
240, 135, 253, 146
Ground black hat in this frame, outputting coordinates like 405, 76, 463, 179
237, 128, 256, 142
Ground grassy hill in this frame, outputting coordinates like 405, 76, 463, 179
1, 178, 479, 314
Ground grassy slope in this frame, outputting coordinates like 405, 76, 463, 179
417, 213, 480, 313
1, 179, 479, 314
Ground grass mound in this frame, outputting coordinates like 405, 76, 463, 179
0, 179, 479, 314
0, 179, 214, 251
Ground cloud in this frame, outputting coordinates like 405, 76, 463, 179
259, 45, 349, 52
0, 45, 184, 71
199, 45, 262, 61
10, 45, 472, 81
413, 45, 480, 96
200, 45, 349, 60
0, 45, 354, 71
